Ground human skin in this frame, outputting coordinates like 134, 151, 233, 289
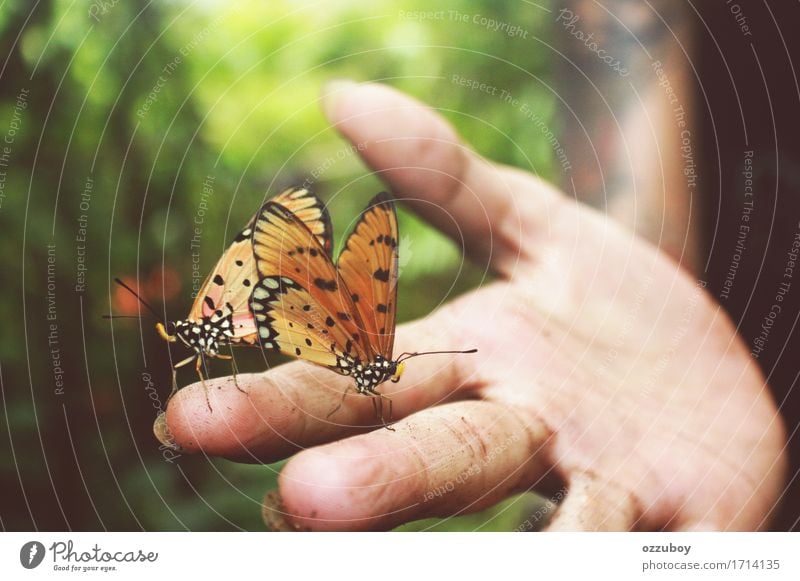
162, 81, 786, 531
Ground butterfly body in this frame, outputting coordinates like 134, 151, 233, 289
167, 309, 237, 358
348, 354, 401, 393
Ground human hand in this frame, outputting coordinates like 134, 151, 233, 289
161, 81, 786, 531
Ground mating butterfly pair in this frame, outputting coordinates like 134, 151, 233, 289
153, 187, 331, 383
146, 186, 475, 421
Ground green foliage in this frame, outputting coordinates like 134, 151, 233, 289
1, 0, 554, 531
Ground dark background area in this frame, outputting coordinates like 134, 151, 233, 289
698, 1, 800, 531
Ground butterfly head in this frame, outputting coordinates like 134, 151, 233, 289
157, 319, 198, 349
156, 321, 178, 343
387, 349, 479, 385
166, 316, 235, 357
390, 360, 405, 383
351, 354, 400, 393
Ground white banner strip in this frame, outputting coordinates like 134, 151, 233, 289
1, 532, 798, 580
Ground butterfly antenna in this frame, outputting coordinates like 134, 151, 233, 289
110, 277, 163, 322
396, 349, 478, 363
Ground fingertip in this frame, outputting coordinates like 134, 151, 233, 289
164, 377, 259, 458
321, 80, 465, 190
153, 410, 181, 451
320, 78, 358, 121
163, 381, 219, 454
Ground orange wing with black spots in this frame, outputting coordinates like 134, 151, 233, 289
251, 201, 373, 365
250, 192, 476, 400
336, 192, 399, 358
250, 276, 363, 373
187, 186, 331, 345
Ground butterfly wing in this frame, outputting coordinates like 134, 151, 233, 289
271, 185, 333, 256
250, 276, 362, 374
251, 201, 374, 368
335, 192, 399, 358
187, 186, 331, 346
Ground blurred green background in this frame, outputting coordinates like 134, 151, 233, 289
0, 0, 557, 530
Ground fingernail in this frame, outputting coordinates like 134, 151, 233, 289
153, 411, 183, 452
321, 78, 357, 120
262, 490, 303, 531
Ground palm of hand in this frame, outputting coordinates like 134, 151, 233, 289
460, 195, 783, 530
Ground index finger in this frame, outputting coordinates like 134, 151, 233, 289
322, 80, 562, 276
162, 298, 484, 463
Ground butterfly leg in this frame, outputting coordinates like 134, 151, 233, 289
195, 355, 212, 412
217, 350, 247, 394
382, 394, 395, 431
169, 355, 198, 402
231, 353, 246, 394
169, 368, 178, 401
371, 391, 395, 431
326, 385, 353, 420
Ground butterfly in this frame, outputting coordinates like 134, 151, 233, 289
249, 191, 476, 426
112, 186, 332, 399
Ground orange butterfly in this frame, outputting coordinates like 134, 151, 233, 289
113, 186, 332, 398
249, 192, 476, 425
